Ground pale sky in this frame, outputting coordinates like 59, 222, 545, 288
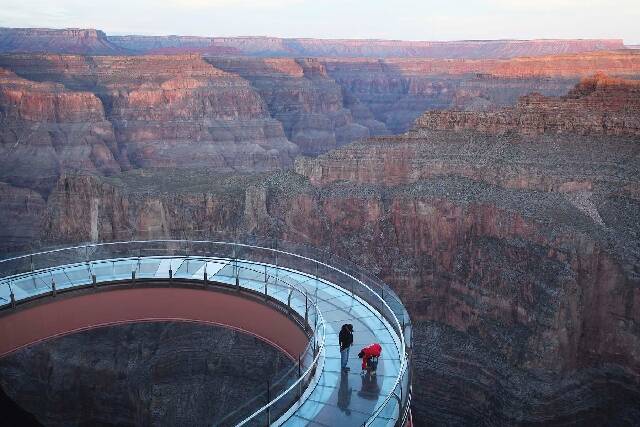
1, 0, 639, 44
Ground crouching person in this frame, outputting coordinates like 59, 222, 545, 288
358, 343, 382, 375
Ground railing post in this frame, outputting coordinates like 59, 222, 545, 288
287, 288, 292, 310
304, 291, 308, 326
131, 269, 136, 284
297, 354, 302, 399
10, 292, 15, 308
264, 279, 268, 300
92, 274, 97, 287
266, 380, 271, 426
169, 268, 173, 282
51, 279, 56, 296
234, 258, 239, 290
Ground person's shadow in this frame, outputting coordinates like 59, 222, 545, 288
337, 371, 352, 415
357, 371, 381, 400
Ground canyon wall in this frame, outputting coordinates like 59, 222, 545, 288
414, 73, 640, 137
11, 76, 638, 425
0, 54, 298, 194
207, 57, 383, 154
319, 51, 640, 133
1, 50, 639, 197
0, 67, 120, 193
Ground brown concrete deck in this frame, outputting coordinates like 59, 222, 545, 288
0, 285, 309, 359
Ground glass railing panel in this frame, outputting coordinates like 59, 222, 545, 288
136, 258, 162, 278
174, 257, 204, 278
0, 280, 13, 306
58, 264, 92, 288
11, 273, 50, 300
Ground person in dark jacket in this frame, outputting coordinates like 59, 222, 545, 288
339, 324, 354, 372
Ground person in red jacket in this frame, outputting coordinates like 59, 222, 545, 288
358, 343, 382, 374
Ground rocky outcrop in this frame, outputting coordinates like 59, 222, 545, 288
0, 28, 128, 55
413, 74, 640, 137
0, 322, 293, 426
207, 57, 382, 155
0, 67, 120, 193
0, 182, 46, 253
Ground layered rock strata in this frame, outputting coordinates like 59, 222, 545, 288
319, 51, 640, 133
0, 68, 120, 193
207, 57, 383, 155
414, 73, 640, 137
1, 50, 639, 192
0, 54, 298, 194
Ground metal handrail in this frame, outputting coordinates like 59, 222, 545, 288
1, 254, 326, 426
0, 238, 411, 426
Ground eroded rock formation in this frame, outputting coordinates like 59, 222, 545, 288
0, 67, 119, 193
207, 57, 381, 155
1, 50, 639, 197
414, 73, 640, 137
0, 54, 298, 193
319, 51, 640, 133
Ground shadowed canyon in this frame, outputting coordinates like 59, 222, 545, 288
0, 27, 639, 426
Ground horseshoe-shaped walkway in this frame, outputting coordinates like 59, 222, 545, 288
0, 241, 412, 427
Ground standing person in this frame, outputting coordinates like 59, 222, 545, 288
339, 324, 354, 372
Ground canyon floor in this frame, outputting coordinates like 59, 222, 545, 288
0, 322, 293, 426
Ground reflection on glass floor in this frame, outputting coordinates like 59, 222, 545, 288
1, 256, 403, 427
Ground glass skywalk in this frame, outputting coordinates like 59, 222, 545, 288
0, 240, 411, 427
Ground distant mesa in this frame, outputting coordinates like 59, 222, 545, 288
0, 27, 626, 58
0, 27, 129, 55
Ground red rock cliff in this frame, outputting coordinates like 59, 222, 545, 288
413, 73, 640, 137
